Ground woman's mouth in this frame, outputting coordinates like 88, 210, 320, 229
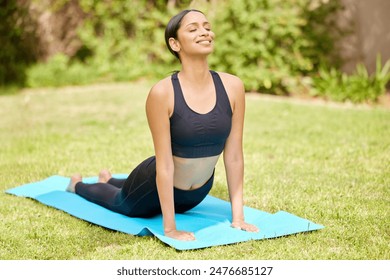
197, 40, 212, 45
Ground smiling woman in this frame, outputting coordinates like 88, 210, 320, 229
66, 9, 258, 241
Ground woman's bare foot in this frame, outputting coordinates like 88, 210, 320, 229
66, 174, 82, 193
98, 169, 112, 183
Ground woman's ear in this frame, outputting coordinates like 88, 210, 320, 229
169, 37, 181, 52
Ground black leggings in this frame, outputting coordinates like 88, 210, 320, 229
75, 156, 214, 217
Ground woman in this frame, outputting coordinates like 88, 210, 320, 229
67, 9, 258, 241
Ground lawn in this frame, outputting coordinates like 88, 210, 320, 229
0, 82, 389, 260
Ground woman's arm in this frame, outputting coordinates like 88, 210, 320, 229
145, 80, 195, 241
221, 74, 259, 232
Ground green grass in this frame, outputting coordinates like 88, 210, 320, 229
0, 83, 389, 260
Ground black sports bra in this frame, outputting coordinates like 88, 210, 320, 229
170, 71, 232, 158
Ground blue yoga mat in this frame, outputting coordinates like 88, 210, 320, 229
6, 175, 324, 250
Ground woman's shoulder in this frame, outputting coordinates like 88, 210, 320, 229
150, 75, 173, 92
146, 75, 175, 115
214, 71, 241, 81
214, 71, 245, 94
148, 75, 174, 98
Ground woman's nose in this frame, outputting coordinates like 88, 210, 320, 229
199, 27, 209, 36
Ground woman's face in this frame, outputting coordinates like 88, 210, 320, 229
174, 11, 215, 59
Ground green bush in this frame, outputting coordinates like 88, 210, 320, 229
21, 0, 388, 103
26, 54, 96, 87
209, 0, 343, 94
311, 55, 390, 103
73, 0, 185, 79
26, 0, 343, 91
26, 0, 186, 87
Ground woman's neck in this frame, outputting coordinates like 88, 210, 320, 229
179, 57, 210, 84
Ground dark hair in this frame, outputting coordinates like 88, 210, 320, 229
164, 9, 204, 60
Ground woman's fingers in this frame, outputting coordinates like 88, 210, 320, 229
165, 230, 196, 241
231, 221, 259, 233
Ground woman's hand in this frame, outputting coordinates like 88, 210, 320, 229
231, 221, 259, 233
165, 229, 196, 241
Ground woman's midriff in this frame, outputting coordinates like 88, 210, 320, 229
173, 154, 220, 190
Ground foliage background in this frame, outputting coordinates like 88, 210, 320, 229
1, 0, 389, 101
